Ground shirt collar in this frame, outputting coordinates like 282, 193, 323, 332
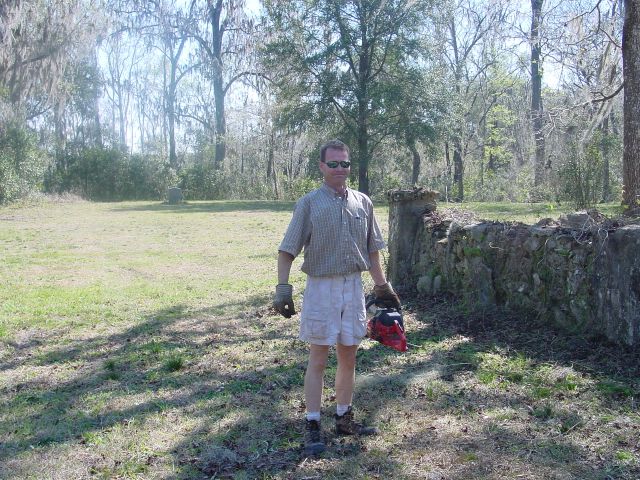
321, 182, 349, 199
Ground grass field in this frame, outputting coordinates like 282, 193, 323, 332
0, 198, 638, 479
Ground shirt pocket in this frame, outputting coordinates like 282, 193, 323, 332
347, 207, 368, 247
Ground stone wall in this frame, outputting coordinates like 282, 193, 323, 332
387, 188, 640, 347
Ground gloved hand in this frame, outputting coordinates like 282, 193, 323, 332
373, 282, 401, 309
273, 283, 296, 318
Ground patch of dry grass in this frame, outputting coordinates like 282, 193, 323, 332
0, 199, 638, 479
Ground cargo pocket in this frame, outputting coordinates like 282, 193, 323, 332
353, 310, 367, 338
301, 310, 329, 340
309, 313, 329, 338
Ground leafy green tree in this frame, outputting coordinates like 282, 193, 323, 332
262, 0, 436, 194
483, 104, 515, 174
383, 66, 449, 185
557, 134, 605, 208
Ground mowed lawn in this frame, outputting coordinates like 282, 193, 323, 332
0, 199, 638, 479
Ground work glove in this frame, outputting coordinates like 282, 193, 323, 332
273, 283, 296, 318
373, 282, 401, 310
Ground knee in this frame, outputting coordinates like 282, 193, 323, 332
336, 345, 358, 369
307, 356, 328, 374
337, 357, 356, 371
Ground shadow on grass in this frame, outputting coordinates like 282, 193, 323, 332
368, 296, 640, 479
109, 200, 296, 214
0, 292, 406, 478
2, 294, 639, 479
0, 297, 275, 451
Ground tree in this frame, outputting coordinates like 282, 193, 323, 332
145, 1, 197, 170
0, 0, 105, 202
59, 54, 104, 151
623, 0, 640, 209
191, 0, 254, 168
110, 0, 199, 169
531, 0, 545, 188
102, 32, 142, 149
0, 0, 104, 119
385, 67, 448, 185
263, 0, 435, 194
439, 0, 512, 201
546, 0, 624, 202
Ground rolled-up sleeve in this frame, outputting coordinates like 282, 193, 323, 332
279, 197, 311, 258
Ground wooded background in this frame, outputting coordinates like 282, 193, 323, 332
1, 0, 638, 208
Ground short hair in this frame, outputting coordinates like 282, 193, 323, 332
320, 139, 350, 163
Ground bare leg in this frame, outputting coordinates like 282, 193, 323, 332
304, 344, 330, 413
335, 343, 358, 406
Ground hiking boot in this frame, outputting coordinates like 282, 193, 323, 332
335, 406, 379, 436
303, 419, 326, 456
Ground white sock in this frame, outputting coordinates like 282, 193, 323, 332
336, 404, 351, 416
306, 411, 321, 422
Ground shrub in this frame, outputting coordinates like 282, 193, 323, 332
125, 154, 175, 200
556, 137, 604, 209
66, 147, 127, 200
46, 148, 175, 201
281, 176, 320, 200
179, 163, 228, 200
0, 123, 50, 204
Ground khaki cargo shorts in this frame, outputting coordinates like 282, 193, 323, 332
299, 272, 367, 346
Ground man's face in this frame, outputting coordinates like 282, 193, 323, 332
320, 148, 350, 187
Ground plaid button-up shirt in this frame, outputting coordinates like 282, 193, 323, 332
279, 184, 386, 277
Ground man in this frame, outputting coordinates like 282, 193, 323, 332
273, 139, 401, 456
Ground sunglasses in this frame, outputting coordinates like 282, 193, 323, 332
324, 160, 351, 168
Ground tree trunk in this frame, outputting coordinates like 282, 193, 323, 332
166, 41, 185, 172
448, 18, 465, 202
408, 139, 421, 186
357, 119, 370, 195
240, 98, 247, 174
266, 133, 273, 180
479, 143, 485, 191
118, 86, 126, 149
623, 0, 640, 209
531, 0, 545, 188
209, 0, 227, 169
167, 83, 178, 170
356, 35, 371, 195
445, 141, 452, 202
453, 140, 464, 201
138, 97, 145, 153
94, 107, 103, 149
267, 130, 279, 199
161, 55, 168, 159
54, 101, 66, 170
601, 116, 611, 202
90, 51, 103, 148
213, 72, 226, 168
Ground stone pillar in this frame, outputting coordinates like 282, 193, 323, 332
387, 187, 438, 289
596, 224, 640, 346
